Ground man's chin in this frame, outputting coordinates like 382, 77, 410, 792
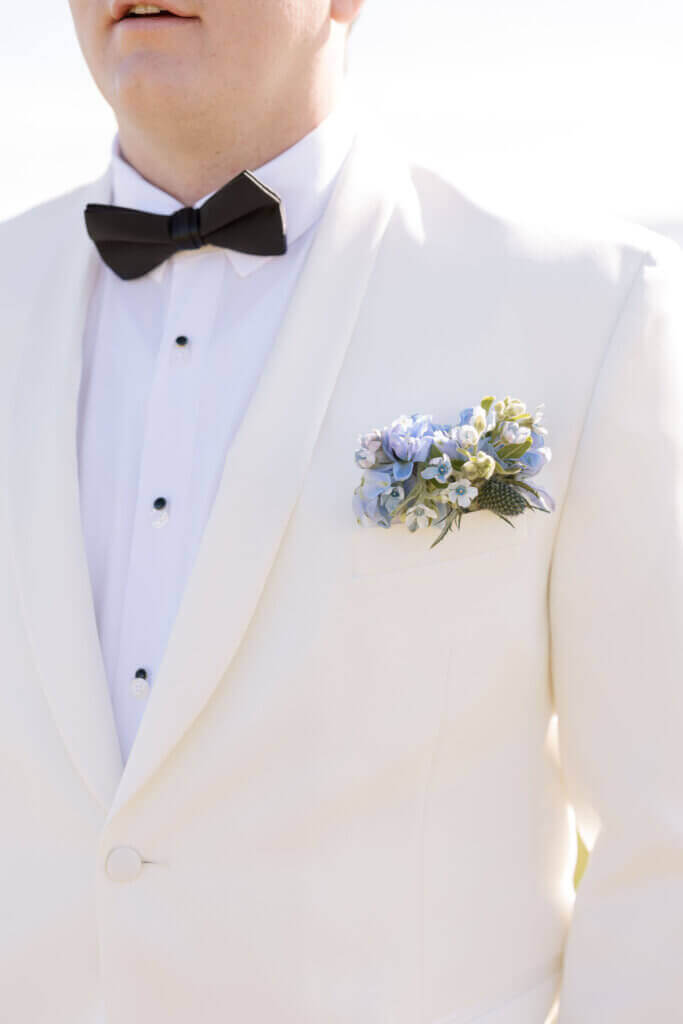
111, 55, 200, 116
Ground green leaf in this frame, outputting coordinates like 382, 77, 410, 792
393, 481, 425, 516
430, 509, 456, 548
480, 395, 495, 413
491, 462, 519, 476
512, 479, 541, 499
496, 443, 517, 460
496, 438, 532, 461
490, 511, 517, 528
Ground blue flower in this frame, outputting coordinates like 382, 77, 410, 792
353, 468, 394, 527
500, 421, 531, 445
443, 478, 479, 508
432, 426, 462, 461
433, 423, 482, 461
381, 413, 435, 480
380, 484, 405, 515
353, 469, 408, 527
354, 428, 383, 469
353, 395, 555, 537
421, 453, 453, 483
453, 405, 493, 439
475, 435, 501, 464
406, 503, 439, 531
518, 428, 552, 478
533, 485, 556, 512
390, 460, 416, 483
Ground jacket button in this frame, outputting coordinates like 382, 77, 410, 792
130, 667, 149, 699
151, 496, 169, 528
106, 846, 143, 882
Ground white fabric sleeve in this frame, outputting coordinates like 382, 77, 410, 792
550, 234, 683, 1022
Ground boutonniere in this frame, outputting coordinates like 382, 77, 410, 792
353, 395, 555, 549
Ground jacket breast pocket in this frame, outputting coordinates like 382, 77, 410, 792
351, 508, 530, 579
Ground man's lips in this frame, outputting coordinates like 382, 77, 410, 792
110, 1, 198, 23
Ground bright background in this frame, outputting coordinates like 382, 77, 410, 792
3, 0, 683, 244
3, 0, 680, 886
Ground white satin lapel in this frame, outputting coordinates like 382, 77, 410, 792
7, 166, 124, 810
106, 127, 405, 823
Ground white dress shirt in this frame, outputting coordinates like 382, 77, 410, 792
77, 93, 358, 763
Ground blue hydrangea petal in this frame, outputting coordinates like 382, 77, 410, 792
413, 437, 434, 462
392, 460, 415, 482
518, 448, 548, 477
533, 485, 556, 511
435, 436, 463, 460
361, 468, 394, 499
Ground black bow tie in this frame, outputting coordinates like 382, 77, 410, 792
84, 169, 287, 281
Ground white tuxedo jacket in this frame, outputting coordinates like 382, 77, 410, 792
1, 124, 683, 1024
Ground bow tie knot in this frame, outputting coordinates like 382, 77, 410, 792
169, 206, 204, 249
84, 168, 287, 280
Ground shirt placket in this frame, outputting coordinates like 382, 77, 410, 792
112, 250, 225, 762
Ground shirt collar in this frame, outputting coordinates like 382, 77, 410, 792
110, 84, 358, 280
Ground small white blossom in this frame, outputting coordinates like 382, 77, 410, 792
462, 451, 496, 481
421, 453, 453, 483
470, 406, 488, 435
500, 422, 531, 445
406, 503, 439, 530
355, 432, 382, 469
356, 446, 378, 469
506, 402, 526, 418
379, 483, 405, 515
457, 424, 480, 448
443, 479, 479, 508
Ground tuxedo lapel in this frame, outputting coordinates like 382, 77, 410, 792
7, 165, 124, 810
106, 126, 406, 823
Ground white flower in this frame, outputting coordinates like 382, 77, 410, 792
406, 503, 439, 530
356, 445, 378, 468
506, 402, 526, 418
355, 431, 382, 469
499, 396, 527, 419
500, 422, 531, 445
470, 406, 488, 435
462, 451, 496, 481
379, 483, 405, 514
457, 424, 480, 448
443, 479, 479, 508
421, 453, 453, 483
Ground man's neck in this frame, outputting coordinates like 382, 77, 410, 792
114, 75, 345, 208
